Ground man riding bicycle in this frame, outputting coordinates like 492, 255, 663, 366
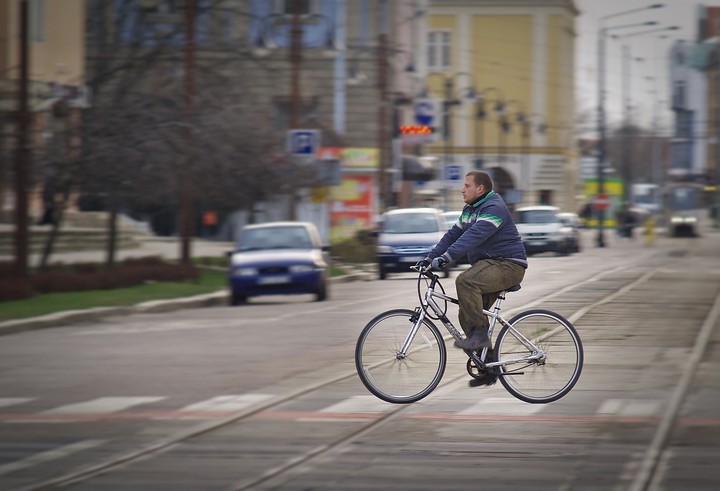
416, 171, 527, 380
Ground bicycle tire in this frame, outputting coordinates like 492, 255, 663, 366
495, 309, 583, 404
355, 309, 446, 404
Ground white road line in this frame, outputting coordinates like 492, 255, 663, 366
597, 399, 662, 418
0, 440, 105, 476
178, 394, 273, 413
460, 397, 544, 416
0, 398, 34, 408
319, 395, 393, 414
42, 397, 165, 414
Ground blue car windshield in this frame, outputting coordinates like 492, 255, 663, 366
237, 226, 313, 251
382, 213, 440, 234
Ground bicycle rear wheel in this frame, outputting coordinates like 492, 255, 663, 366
355, 309, 446, 404
495, 309, 583, 404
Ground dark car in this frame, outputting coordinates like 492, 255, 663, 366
228, 222, 330, 305
376, 208, 448, 279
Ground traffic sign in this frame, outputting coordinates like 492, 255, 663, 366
414, 98, 437, 126
287, 129, 320, 157
444, 164, 464, 182
593, 193, 611, 210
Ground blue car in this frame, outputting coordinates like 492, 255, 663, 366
376, 208, 448, 280
228, 222, 330, 305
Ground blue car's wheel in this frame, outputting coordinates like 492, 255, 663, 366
316, 280, 328, 302
230, 291, 247, 306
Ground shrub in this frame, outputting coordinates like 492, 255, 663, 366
330, 230, 376, 264
0, 257, 199, 302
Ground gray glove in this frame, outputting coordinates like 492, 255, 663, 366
414, 257, 431, 271
431, 253, 451, 271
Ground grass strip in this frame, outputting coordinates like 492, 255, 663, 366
0, 268, 227, 322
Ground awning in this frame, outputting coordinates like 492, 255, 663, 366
402, 155, 435, 181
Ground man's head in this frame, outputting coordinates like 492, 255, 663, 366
462, 171, 494, 204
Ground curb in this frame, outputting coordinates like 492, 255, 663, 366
0, 272, 372, 337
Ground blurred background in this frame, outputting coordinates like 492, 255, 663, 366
1, 0, 719, 275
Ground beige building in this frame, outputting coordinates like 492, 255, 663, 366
397, 0, 578, 211
0, 0, 87, 221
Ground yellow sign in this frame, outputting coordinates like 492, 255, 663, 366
341, 148, 378, 168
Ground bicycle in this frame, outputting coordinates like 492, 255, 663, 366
355, 266, 584, 404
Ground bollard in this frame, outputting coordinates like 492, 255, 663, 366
644, 216, 655, 246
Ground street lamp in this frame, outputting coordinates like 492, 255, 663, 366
474, 87, 505, 170
596, 3, 665, 247
612, 25, 679, 205
422, 72, 476, 209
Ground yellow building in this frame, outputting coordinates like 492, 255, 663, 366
417, 0, 578, 211
0, 0, 87, 220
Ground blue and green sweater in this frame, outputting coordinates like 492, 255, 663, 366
429, 191, 528, 268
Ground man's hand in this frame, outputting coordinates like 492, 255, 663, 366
431, 253, 451, 271
414, 257, 431, 271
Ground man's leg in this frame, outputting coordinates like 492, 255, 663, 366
454, 259, 525, 350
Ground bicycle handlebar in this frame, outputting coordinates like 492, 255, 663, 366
409, 265, 439, 280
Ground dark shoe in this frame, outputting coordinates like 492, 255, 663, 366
468, 373, 498, 387
453, 328, 491, 350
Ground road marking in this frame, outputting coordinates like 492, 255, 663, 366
597, 399, 661, 417
0, 440, 105, 476
178, 394, 273, 413
319, 395, 392, 414
42, 397, 165, 414
460, 397, 544, 416
0, 398, 34, 408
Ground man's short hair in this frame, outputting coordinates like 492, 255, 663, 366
466, 171, 494, 191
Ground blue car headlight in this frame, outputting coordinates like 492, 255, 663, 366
289, 264, 315, 273
377, 245, 394, 254
233, 267, 258, 276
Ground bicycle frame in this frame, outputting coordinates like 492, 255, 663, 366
401, 269, 545, 371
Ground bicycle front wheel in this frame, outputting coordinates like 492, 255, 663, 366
496, 309, 583, 404
355, 309, 446, 404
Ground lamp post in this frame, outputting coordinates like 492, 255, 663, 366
474, 87, 505, 170
596, 3, 664, 247
613, 25, 679, 205
423, 72, 476, 209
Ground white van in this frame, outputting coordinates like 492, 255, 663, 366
515, 206, 578, 256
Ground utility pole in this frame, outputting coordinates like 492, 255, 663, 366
289, 1, 302, 129
14, 0, 30, 277
377, 0, 389, 211
179, 0, 196, 263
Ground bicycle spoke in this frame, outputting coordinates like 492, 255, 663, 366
496, 310, 583, 404
356, 310, 446, 404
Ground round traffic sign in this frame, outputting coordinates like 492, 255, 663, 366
414, 99, 435, 126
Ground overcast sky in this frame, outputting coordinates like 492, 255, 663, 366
574, 0, 704, 135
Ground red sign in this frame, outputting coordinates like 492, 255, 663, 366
593, 194, 611, 210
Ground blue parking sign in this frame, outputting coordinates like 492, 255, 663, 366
444, 164, 463, 182
287, 130, 320, 156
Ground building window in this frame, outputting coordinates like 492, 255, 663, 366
428, 31, 451, 71
29, 0, 45, 43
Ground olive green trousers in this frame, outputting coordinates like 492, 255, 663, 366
456, 259, 526, 337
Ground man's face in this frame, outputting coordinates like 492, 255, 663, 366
461, 175, 484, 204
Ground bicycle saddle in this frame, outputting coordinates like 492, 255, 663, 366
506, 284, 522, 293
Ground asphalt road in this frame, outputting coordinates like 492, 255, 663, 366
1, 230, 719, 491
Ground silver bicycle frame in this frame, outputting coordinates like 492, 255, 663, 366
399, 276, 545, 369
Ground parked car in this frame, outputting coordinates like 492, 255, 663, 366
376, 207, 448, 279
228, 222, 330, 305
515, 206, 578, 256
557, 212, 582, 252
441, 210, 462, 230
